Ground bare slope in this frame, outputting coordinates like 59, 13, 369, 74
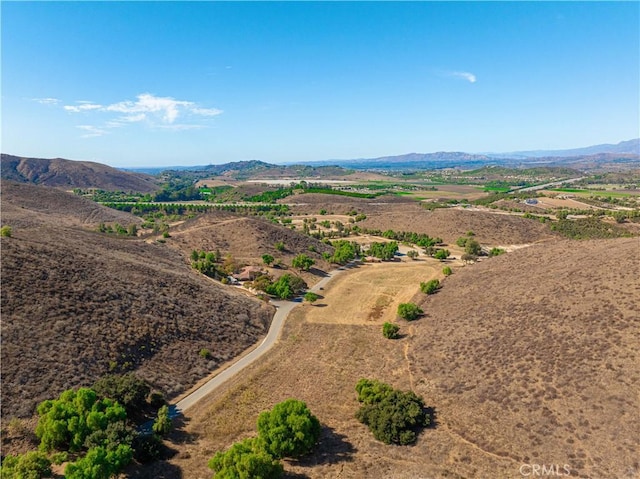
170, 212, 334, 268
0, 187, 273, 418
1, 154, 159, 192
157, 237, 639, 479
1, 180, 142, 228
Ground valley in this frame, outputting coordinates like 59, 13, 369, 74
1, 154, 639, 478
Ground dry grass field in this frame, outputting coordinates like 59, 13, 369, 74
142, 237, 639, 479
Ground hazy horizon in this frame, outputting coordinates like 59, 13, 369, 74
2, 2, 638, 168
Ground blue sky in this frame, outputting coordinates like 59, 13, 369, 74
2, 1, 638, 167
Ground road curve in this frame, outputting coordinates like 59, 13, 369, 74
169, 263, 356, 418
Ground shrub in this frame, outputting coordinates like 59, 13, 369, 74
442, 266, 452, 276
304, 292, 319, 304
1, 225, 12, 237
488, 247, 506, 257
382, 322, 400, 339
455, 236, 467, 247
420, 279, 440, 295
199, 348, 212, 359
92, 374, 150, 416
397, 303, 423, 321
132, 434, 163, 464
355, 379, 430, 445
65, 444, 132, 479
152, 405, 172, 436
274, 241, 285, 252
257, 399, 321, 459
433, 249, 450, 261
464, 239, 481, 256
36, 388, 127, 452
209, 438, 283, 479
407, 250, 419, 260
0, 451, 52, 479
262, 254, 275, 266
292, 253, 315, 271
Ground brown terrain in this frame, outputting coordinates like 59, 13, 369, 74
1, 154, 159, 192
0, 183, 273, 419
147, 236, 639, 479
169, 211, 333, 270
281, 193, 556, 245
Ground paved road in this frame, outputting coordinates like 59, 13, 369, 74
164, 263, 357, 419
513, 176, 585, 193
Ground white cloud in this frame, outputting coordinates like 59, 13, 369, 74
76, 125, 108, 138
32, 97, 60, 105
57, 93, 222, 137
449, 71, 477, 83
64, 103, 103, 112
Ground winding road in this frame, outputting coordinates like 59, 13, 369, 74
162, 263, 356, 422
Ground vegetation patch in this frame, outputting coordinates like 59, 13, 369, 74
355, 379, 431, 445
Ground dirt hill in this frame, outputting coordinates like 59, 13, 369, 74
169, 212, 334, 271
0, 186, 273, 419
1, 180, 143, 229
1, 154, 159, 192
281, 193, 556, 245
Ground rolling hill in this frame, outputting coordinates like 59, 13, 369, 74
0, 183, 273, 418
1, 154, 160, 192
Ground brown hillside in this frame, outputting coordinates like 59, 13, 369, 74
1, 154, 159, 192
0, 191, 273, 419
281, 193, 555, 244
157, 237, 639, 479
1, 181, 142, 228
169, 212, 334, 269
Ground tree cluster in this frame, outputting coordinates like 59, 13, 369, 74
366, 241, 399, 261
209, 399, 321, 479
355, 379, 430, 446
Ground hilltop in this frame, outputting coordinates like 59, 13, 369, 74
1, 154, 159, 192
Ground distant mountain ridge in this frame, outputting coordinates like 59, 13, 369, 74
492, 138, 640, 158
1, 154, 159, 192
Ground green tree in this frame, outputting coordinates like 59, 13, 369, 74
442, 266, 452, 276
355, 379, 429, 445
265, 274, 307, 299
407, 250, 419, 260
1, 225, 13, 237
208, 438, 283, 479
256, 399, 321, 459
65, 444, 132, 479
397, 303, 423, 321
292, 253, 315, 271
36, 388, 127, 452
420, 279, 440, 295
92, 374, 150, 417
152, 405, 172, 436
455, 237, 468, 247
304, 292, 319, 304
465, 239, 482, 256
262, 254, 275, 266
382, 322, 400, 339
0, 451, 52, 479
433, 249, 450, 261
